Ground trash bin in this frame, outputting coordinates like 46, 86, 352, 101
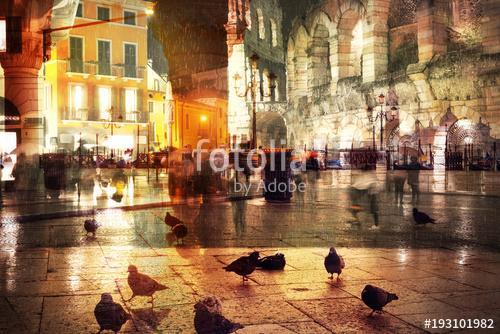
263, 149, 293, 203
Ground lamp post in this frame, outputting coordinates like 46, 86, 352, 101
233, 54, 276, 149
366, 93, 398, 150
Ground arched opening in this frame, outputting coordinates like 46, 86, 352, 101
339, 125, 363, 149
270, 19, 278, 47
292, 26, 308, 99
287, 39, 295, 98
257, 8, 265, 39
256, 112, 287, 148
308, 23, 332, 98
337, 9, 363, 79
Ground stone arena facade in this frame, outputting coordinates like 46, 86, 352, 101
225, 0, 500, 161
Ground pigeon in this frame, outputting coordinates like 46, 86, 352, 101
412, 208, 436, 225
84, 219, 99, 237
126, 265, 168, 308
194, 296, 243, 334
324, 247, 345, 281
256, 253, 286, 270
172, 223, 188, 244
223, 251, 260, 282
361, 284, 399, 316
165, 212, 183, 228
94, 293, 131, 333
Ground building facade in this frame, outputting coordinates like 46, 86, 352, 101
223, 0, 500, 165
44, 0, 154, 156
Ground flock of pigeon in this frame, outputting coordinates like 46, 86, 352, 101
86, 207, 436, 333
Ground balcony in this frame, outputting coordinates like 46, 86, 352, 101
96, 61, 111, 76
113, 64, 145, 80
66, 59, 91, 75
62, 107, 148, 124
63, 107, 89, 121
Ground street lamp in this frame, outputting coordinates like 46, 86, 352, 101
366, 93, 398, 150
233, 53, 276, 149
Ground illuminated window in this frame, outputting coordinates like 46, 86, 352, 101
125, 88, 137, 121
270, 19, 277, 47
0, 19, 5, 52
257, 9, 265, 39
124, 10, 136, 25
97, 7, 110, 21
69, 84, 86, 120
98, 86, 111, 119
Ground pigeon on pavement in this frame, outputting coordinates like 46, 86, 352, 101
223, 251, 260, 283
361, 284, 399, 316
256, 253, 286, 270
165, 212, 183, 228
84, 219, 99, 237
126, 265, 168, 308
324, 247, 345, 281
94, 293, 131, 333
172, 223, 188, 244
412, 208, 436, 225
194, 296, 243, 334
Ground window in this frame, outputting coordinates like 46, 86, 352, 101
97, 7, 110, 21
97, 40, 111, 75
124, 10, 136, 25
186, 114, 189, 130
125, 88, 137, 121
257, 8, 265, 39
76, 2, 83, 18
154, 79, 160, 91
98, 86, 111, 119
69, 84, 86, 119
124, 43, 137, 77
148, 101, 154, 113
69, 36, 83, 72
270, 19, 278, 47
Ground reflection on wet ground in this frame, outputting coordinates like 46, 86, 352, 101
1, 170, 500, 333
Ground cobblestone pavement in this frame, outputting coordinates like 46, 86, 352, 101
1, 187, 500, 333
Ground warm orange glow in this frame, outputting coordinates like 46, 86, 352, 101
200, 115, 208, 122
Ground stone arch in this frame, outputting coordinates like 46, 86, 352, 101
289, 25, 309, 99
307, 11, 335, 98
256, 112, 287, 148
334, 5, 364, 80
287, 38, 295, 97
339, 124, 364, 149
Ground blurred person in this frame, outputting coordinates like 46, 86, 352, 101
293, 169, 305, 208
393, 168, 406, 206
306, 152, 320, 204
111, 167, 127, 202
349, 165, 380, 229
407, 156, 420, 205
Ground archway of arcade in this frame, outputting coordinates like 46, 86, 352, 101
256, 112, 287, 148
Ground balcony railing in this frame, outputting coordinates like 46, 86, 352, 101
66, 59, 86, 74
96, 61, 111, 76
63, 107, 89, 121
62, 107, 148, 123
114, 65, 145, 79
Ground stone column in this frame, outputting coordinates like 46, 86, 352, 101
417, 0, 448, 62
481, 0, 500, 54
0, 32, 45, 153
362, 0, 390, 83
